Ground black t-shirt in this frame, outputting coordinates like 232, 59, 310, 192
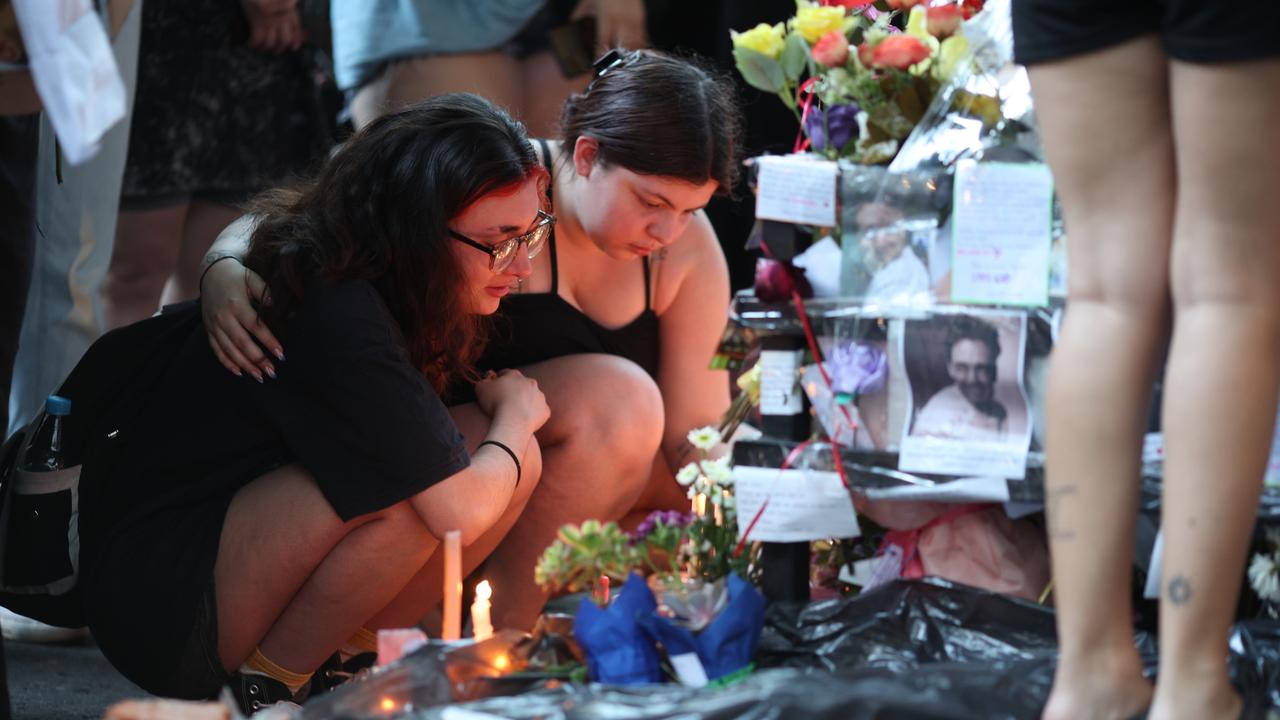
79, 279, 468, 693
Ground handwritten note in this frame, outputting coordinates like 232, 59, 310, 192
733, 466, 860, 543
898, 435, 1029, 480
759, 349, 804, 416
755, 155, 838, 227
951, 161, 1054, 306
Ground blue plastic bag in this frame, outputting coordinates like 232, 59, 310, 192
640, 573, 766, 682
573, 573, 663, 684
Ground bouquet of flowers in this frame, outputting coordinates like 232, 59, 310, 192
536, 427, 765, 685
536, 426, 758, 599
731, 0, 982, 164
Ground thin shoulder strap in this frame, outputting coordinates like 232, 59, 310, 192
536, 139, 559, 293
642, 257, 652, 310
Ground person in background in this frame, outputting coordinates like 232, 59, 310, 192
1015, 1, 1280, 718
101, 0, 334, 330
0, 0, 140, 646
335, 0, 648, 137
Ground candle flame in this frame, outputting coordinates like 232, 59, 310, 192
494, 653, 509, 670
476, 579, 492, 601
379, 697, 397, 712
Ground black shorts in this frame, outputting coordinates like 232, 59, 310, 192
1013, 0, 1280, 66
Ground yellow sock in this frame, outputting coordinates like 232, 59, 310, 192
339, 626, 377, 662
241, 647, 312, 694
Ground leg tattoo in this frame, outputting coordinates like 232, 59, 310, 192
1167, 575, 1192, 606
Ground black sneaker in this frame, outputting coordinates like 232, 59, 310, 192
228, 672, 308, 716
310, 651, 377, 694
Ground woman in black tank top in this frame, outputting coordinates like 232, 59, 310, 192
200, 51, 744, 631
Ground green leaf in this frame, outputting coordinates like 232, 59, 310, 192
780, 31, 809, 84
734, 46, 787, 94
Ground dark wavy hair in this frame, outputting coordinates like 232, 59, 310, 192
243, 93, 540, 392
945, 315, 1001, 359
559, 49, 742, 195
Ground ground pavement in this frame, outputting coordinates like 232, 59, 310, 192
4, 637, 147, 720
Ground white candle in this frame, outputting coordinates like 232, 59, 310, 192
442, 530, 462, 641
471, 580, 493, 642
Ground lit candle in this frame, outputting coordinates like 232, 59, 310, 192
693, 492, 707, 517
471, 580, 493, 641
442, 530, 462, 641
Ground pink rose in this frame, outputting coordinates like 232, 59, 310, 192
926, 2, 963, 37
812, 30, 850, 67
870, 35, 931, 70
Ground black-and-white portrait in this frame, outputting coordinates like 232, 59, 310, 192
898, 311, 1032, 478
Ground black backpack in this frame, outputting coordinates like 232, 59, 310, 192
0, 303, 201, 627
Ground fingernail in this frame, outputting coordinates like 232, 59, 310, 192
233, 368, 243, 377
274, 348, 285, 361
265, 365, 277, 380
252, 372, 264, 383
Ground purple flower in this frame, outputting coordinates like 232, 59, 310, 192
631, 510, 694, 543
830, 342, 887, 399
804, 103, 860, 153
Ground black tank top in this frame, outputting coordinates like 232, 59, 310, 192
449, 141, 660, 404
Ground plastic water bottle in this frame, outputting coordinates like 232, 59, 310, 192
20, 395, 71, 472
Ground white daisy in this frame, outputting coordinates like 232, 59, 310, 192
676, 463, 701, 487
701, 457, 734, 487
687, 426, 722, 452
1248, 553, 1280, 603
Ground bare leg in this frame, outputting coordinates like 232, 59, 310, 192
1148, 56, 1280, 720
487, 354, 664, 630
161, 200, 241, 305
350, 52, 523, 130
517, 51, 591, 139
214, 465, 438, 673
104, 203, 187, 329
362, 403, 544, 629
1029, 36, 1174, 720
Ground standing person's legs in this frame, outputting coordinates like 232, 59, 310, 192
349, 52, 523, 130
160, 200, 242, 306
518, 51, 590, 139
1148, 56, 1280, 720
0, 114, 39, 437
1027, 36, 1175, 720
7, 0, 141, 435
103, 202, 187, 329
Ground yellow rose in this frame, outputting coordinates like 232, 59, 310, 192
936, 34, 970, 81
791, 5, 848, 45
730, 22, 786, 59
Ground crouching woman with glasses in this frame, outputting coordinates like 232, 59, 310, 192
74, 94, 549, 713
